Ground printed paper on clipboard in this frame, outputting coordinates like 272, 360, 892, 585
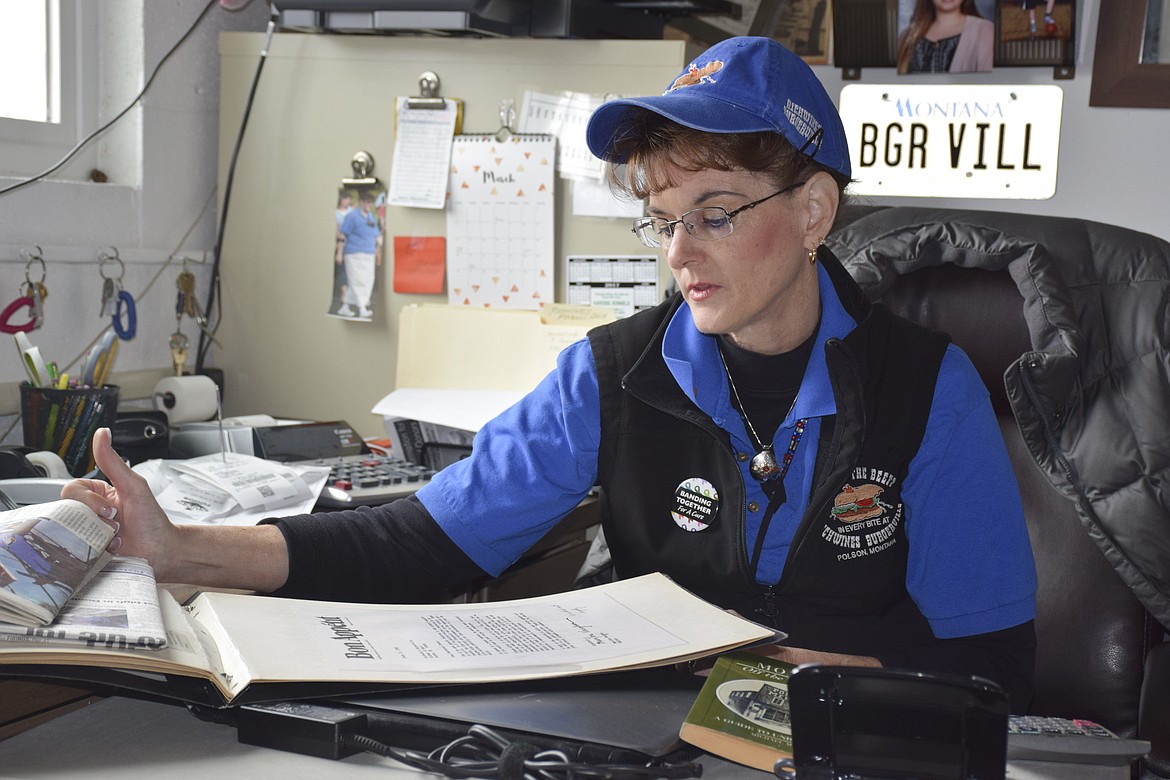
446, 134, 556, 310
388, 96, 460, 209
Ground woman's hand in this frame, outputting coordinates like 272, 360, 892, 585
61, 427, 290, 592
61, 427, 185, 578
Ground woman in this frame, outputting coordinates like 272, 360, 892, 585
65, 37, 1038, 709
897, 0, 995, 74
337, 189, 381, 318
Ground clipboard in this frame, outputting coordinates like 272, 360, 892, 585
387, 70, 464, 209
393, 70, 464, 134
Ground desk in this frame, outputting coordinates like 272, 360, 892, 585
3, 696, 736, 780
0, 695, 1132, 780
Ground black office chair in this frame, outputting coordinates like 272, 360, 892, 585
828, 205, 1170, 778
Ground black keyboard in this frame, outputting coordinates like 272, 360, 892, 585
299, 453, 437, 508
1007, 715, 1151, 766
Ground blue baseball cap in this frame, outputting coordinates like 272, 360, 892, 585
586, 36, 851, 179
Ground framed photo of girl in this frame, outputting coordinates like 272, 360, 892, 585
896, 0, 997, 74
832, 0, 1074, 75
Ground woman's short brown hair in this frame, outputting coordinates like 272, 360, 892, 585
604, 109, 851, 201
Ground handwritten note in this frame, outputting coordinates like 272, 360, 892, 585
388, 97, 460, 209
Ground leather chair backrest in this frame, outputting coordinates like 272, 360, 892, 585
874, 261, 1158, 737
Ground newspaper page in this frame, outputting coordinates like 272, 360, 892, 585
0, 557, 166, 649
0, 499, 114, 627
0, 582, 228, 699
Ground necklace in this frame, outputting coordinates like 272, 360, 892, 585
718, 345, 808, 484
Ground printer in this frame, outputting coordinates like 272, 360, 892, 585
168, 416, 366, 461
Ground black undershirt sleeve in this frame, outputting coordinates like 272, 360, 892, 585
877, 620, 1037, 713
261, 495, 489, 604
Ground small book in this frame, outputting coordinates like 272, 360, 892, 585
679, 651, 797, 772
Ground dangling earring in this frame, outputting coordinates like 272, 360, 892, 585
808, 237, 824, 264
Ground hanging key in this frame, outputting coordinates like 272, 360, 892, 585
189, 292, 207, 328
177, 269, 207, 327
169, 330, 190, 376
175, 277, 188, 321
100, 277, 117, 317
99, 248, 125, 319
31, 282, 47, 330
18, 247, 48, 331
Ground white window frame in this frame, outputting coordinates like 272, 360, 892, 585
0, 0, 99, 180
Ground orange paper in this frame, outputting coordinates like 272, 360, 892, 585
393, 236, 446, 294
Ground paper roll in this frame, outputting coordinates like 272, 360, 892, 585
26, 450, 71, 479
153, 375, 219, 424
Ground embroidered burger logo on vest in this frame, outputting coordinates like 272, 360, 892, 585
823, 467, 904, 561
671, 477, 721, 532
668, 59, 724, 92
832, 483, 885, 523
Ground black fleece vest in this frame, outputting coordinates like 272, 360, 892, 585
588, 254, 951, 658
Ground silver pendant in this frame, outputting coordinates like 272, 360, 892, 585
750, 447, 780, 482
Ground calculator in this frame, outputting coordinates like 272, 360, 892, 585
311, 453, 436, 508
1007, 715, 1151, 766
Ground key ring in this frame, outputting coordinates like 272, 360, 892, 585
0, 291, 36, 334
112, 288, 136, 339
99, 247, 137, 340
0, 247, 47, 334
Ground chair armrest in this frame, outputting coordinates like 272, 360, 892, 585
1140, 641, 1170, 778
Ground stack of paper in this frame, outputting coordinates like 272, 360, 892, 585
132, 453, 330, 526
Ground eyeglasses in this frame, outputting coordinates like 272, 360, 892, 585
631, 180, 808, 249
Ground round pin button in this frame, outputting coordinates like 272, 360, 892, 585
672, 477, 720, 532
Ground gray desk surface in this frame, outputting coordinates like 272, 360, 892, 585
0, 695, 1130, 780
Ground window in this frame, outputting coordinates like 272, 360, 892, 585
0, 0, 57, 123
0, 0, 97, 180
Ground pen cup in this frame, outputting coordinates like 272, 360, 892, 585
20, 382, 120, 477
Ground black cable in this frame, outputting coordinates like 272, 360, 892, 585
342, 724, 704, 780
0, 0, 219, 197
195, 7, 278, 373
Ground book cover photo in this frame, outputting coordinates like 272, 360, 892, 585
680, 651, 797, 771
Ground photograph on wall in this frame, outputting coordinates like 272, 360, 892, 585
675, 0, 763, 43
765, 0, 834, 64
895, 0, 996, 74
329, 185, 385, 322
995, 0, 1075, 67
674, 0, 831, 63
833, 0, 899, 70
998, 0, 1072, 41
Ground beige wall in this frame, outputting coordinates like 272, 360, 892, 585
215, 35, 691, 436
